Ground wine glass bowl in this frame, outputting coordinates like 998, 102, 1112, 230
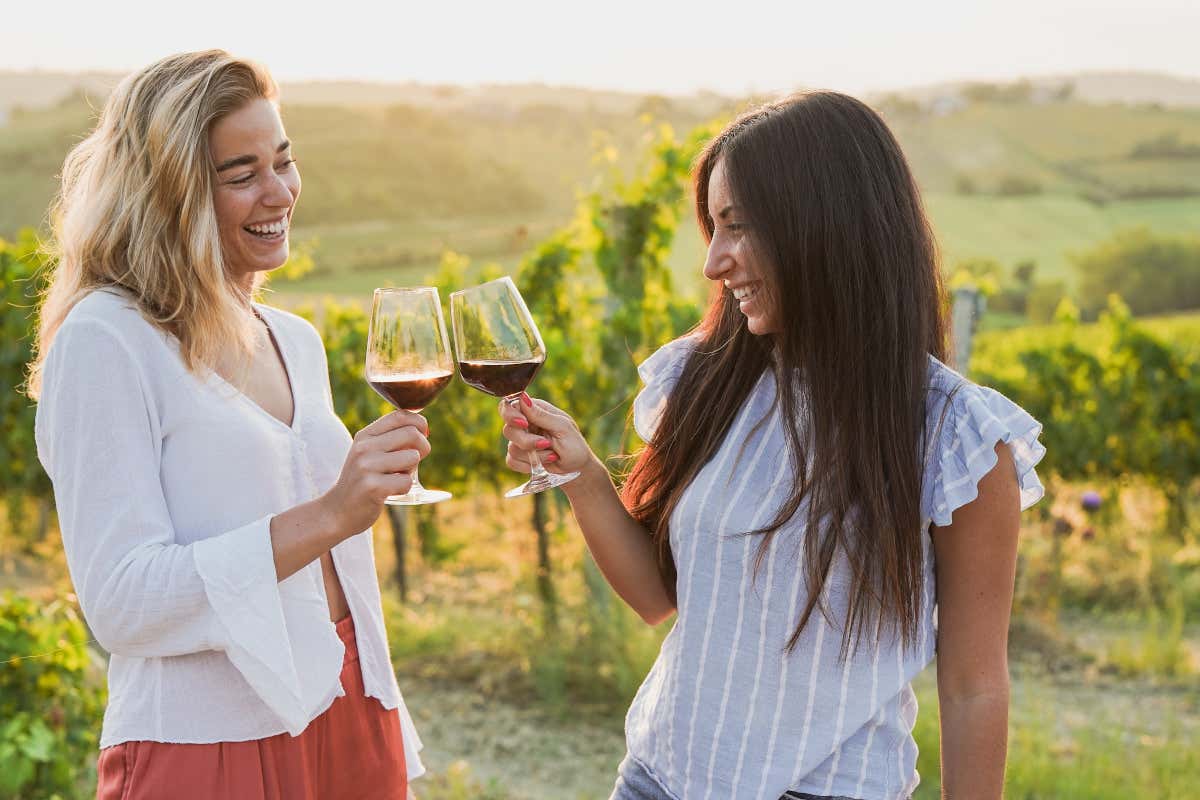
365, 287, 454, 505
449, 276, 579, 497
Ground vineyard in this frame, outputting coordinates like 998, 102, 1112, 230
2, 118, 1199, 797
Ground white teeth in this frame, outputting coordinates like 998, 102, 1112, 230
246, 219, 288, 235
732, 285, 759, 301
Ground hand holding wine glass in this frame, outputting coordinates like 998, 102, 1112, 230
498, 394, 602, 479
450, 276, 580, 497
365, 287, 454, 505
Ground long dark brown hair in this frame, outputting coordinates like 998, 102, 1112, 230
622, 92, 949, 657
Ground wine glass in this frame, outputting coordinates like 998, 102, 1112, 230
365, 287, 454, 505
449, 276, 579, 498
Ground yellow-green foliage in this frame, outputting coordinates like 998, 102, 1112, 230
971, 298, 1200, 504
0, 233, 54, 544
0, 591, 106, 799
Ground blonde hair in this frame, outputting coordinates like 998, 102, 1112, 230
27, 50, 279, 399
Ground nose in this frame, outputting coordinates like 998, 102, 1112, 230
263, 170, 296, 209
703, 233, 734, 282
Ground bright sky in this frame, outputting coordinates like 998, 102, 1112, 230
9, 0, 1200, 95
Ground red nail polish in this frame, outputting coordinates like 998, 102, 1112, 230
545, 453, 558, 463
513, 418, 529, 429
536, 438, 551, 449
521, 392, 533, 408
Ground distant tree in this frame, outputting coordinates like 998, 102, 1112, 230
635, 94, 675, 119
1026, 280, 1067, 324
994, 174, 1043, 196
954, 173, 977, 195
1013, 259, 1037, 288
1073, 227, 1200, 318
874, 93, 923, 118
1052, 81, 1075, 102
988, 260, 1038, 316
1129, 131, 1200, 160
948, 257, 1003, 297
963, 80, 1034, 104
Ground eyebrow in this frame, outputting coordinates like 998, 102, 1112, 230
715, 204, 738, 219
215, 139, 291, 173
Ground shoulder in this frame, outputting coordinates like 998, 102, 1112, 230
53, 287, 163, 363
922, 355, 1047, 527
632, 333, 701, 442
925, 355, 970, 408
637, 333, 700, 386
62, 287, 147, 337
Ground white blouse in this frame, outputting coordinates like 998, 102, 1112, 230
34, 288, 424, 778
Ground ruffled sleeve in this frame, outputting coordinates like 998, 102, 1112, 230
923, 362, 1047, 527
632, 335, 699, 442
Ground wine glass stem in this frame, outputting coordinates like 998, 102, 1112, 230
408, 463, 426, 495
507, 395, 550, 482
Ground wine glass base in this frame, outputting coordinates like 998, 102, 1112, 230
504, 471, 581, 498
384, 488, 452, 506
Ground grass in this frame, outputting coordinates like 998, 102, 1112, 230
925, 192, 1200, 285
911, 665, 1200, 799
2, 475, 1199, 798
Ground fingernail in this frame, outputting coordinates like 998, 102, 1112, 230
545, 453, 558, 463
521, 392, 533, 408
513, 418, 529, 429
536, 438, 551, 449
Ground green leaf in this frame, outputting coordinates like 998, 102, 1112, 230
21, 718, 56, 762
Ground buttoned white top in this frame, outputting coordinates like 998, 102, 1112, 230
34, 287, 423, 779
623, 336, 1045, 799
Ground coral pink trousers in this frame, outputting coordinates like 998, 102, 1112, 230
95, 613, 407, 800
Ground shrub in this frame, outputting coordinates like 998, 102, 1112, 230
0, 591, 106, 799
1073, 227, 1200, 318
995, 174, 1043, 196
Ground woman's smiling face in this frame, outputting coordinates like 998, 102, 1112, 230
209, 98, 300, 288
702, 157, 779, 335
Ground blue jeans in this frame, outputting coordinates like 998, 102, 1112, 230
608, 755, 676, 800
607, 754, 868, 800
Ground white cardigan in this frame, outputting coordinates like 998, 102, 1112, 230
34, 288, 423, 778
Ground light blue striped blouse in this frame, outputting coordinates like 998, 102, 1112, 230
624, 336, 1046, 799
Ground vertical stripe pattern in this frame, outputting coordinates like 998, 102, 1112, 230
622, 342, 1046, 799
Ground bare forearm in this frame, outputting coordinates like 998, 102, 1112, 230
269, 498, 346, 581
562, 458, 675, 624
938, 688, 1009, 800
266, 410, 430, 583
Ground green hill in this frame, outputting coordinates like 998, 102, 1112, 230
3, 79, 1200, 299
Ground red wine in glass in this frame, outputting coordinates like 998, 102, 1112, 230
449, 277, 579, 497
457, 358, 543, 398
369, 370, 454, 411
365, 287, 454, 505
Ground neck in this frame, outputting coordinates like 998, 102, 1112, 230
229, 271, 257, 305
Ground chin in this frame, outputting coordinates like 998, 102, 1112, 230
254, 247, 290, 272
746, 316, 775, 336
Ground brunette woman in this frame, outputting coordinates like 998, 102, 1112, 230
500, 92, 1045, 799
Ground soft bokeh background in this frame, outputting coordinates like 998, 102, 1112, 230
2, 4, 1199, 798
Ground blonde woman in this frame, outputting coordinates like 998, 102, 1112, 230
29, 51, 425, 799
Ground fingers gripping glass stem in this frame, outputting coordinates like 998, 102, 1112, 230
503, 395, 579, 498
